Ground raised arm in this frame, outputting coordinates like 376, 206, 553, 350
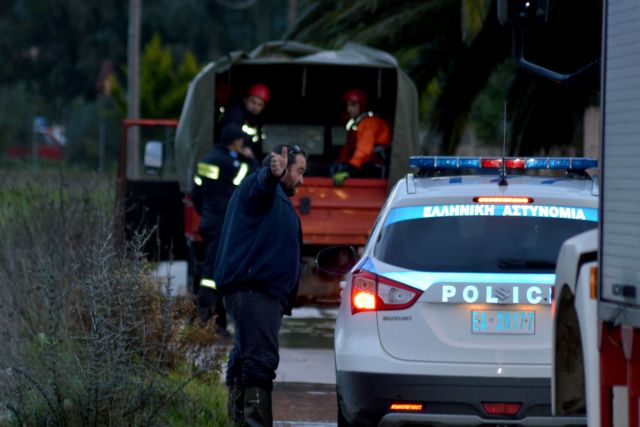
245, 147, 288, 205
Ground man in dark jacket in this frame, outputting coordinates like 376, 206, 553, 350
215, 144, 307, 426
191, 123, 257, 331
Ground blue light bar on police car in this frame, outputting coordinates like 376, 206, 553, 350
409, 156, 597, 171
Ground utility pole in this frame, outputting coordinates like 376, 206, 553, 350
287, 0, 297, 32
127, 0, 141, 176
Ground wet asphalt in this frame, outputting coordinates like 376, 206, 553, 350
152, 262, 341, 425
273, 305, 339, 426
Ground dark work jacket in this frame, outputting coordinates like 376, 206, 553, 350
221, 104, 264, 156
214, 166, 302, 315
191, 145, 256, 236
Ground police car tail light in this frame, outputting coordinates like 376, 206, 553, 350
481, 402, 521, 416
351, 270, 422, 314
473, 196, 533, 204
351, 271, 377, 314
377, 278, 421, 310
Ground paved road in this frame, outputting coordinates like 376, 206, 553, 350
273, 306, 339, 426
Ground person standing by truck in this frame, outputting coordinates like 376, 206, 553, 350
215, 145, 307, 426
191, 123, 257, 332
222, 83, 271, 157
331, 88, 391, 186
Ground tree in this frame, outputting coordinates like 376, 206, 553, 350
112, 34, 202, 119
0, 0, 290, 168
0, 1, 129, 102
289, 0, 602, 155
0, 0, 288, 106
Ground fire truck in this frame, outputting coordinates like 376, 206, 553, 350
498, 0, 640, 425
556, 0, 640, 425
116, 41, 418, 302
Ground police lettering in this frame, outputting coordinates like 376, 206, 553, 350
422, 204, 588, 220
502, 205, 586, 220
441, 284, 550, 305
423, 205, 495, 218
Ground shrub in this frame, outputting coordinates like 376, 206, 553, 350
0, 171, 228, 426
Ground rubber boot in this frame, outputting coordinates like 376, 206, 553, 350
227, 380, 245, 426
243, 387, 272, 427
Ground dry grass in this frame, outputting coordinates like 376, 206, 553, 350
0, 171, 228, 426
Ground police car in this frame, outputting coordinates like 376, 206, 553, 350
329, 156, 598, 426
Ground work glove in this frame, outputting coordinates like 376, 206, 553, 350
197, 286, 217, 323
332, 171, 350, 187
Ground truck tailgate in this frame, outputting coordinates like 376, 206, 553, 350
291, 177, 387, 245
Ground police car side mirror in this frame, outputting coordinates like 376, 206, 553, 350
143, 140, 163, 175
315, 246, 357, 276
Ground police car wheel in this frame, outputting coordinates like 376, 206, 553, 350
336, 393, 353, 427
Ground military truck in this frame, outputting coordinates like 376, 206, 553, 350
117, 41, 419, 302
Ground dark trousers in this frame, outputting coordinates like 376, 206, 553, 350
223, 290, 283, 390
199, 229, 227, 328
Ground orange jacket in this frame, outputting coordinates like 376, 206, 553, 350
339, 114, 390, 170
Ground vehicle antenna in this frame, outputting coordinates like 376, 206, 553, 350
499, 100, 508, 186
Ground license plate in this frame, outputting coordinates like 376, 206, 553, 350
471, 310, 535, 335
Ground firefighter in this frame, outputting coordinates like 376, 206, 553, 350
331, 88, 391, 186
222, 83, 271, 158
191, 123, 257, 332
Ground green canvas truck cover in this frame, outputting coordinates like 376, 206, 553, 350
175, 41, 418, 191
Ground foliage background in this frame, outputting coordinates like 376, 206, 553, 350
290, 0, 602, 155
0, 0, 289, 172
0, 0, 604, 169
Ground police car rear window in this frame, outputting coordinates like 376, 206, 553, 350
374, 215, 596, 273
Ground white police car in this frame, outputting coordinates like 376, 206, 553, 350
326, 156, 598, 426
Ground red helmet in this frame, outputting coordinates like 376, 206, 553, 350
247, 83, 270, 103
343, 88, 367, 110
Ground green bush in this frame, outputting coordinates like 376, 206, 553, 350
0, 172, 228, 426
